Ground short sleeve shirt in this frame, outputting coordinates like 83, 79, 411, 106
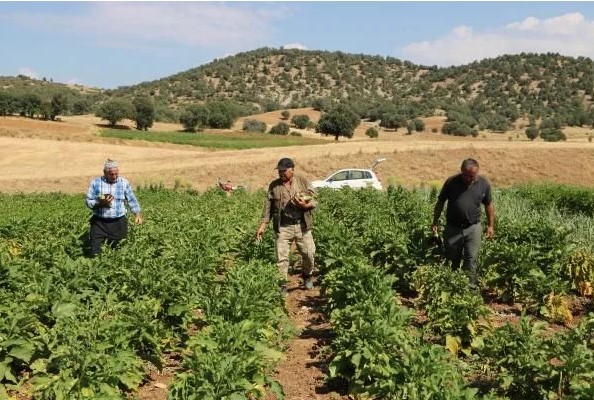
438, 174, 492, 227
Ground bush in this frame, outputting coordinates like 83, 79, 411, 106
290, 131, 302, 137
410, 118, 425, 132
365, 127, 379, 138
281, 110, 290, 120
526, 125, 540, 141
242, 119, 267, 133
269, 122, 290, 135
291, 114, 310, 129
441, 121, 478, 137
541, 128, 566, 142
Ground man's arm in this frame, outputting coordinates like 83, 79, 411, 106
485, 202, 495, 238
256, 188, 273, 240
124, 181, 143, 224
431, 199, 445, 235
86, 179, 102, 210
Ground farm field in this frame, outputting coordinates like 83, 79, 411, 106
2, 113, 594, 399
1, 113, 594, 194
2, 184, 594, 399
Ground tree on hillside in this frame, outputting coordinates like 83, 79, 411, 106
50, 93, 69, 121
39, 101, 52, 120
281, 110, 290, 120
242, 119, 267, 133
312, 97, 331, 112
291, 114, 310, 129
72, 99, 92, 115
316, 104, 360, 141
180, 104, 209, 132
0, 92, 19, 116
21, 93, 42, 118
379, 114, 406, 131
269, 122, 290, 135
96, 99, 135, 127
133, 96, 155, 131
525, 123, 540, 141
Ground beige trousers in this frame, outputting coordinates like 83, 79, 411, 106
275, 223, 315, 280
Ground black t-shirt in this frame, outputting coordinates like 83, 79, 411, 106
438, 174, 492, 227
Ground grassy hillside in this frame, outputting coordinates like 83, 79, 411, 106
3, 49, 594, 134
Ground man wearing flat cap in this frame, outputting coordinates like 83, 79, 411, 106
256, 157, 317, 292
85, 159, 143, 256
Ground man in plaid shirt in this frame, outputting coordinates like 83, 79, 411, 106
85, 159, 143, 256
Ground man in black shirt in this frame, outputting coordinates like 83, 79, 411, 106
431, 158, 495, 288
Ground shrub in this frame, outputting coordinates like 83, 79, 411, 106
242, 119, 267, 133
290, 131, 302, 137
441, 121, 478, 137
281, 110, 290, 120
291, 114, 310, 129
365, 127, 379, 138
526, 125, 540, 140
541, 128, 566, 142
269, 122, 290, 135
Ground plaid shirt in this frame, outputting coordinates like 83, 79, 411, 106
86, 176, 141, 218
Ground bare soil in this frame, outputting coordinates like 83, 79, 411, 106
268, 273, 348, 400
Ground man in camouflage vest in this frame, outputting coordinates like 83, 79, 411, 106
256, 158, 317, 293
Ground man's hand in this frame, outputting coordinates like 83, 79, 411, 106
135, 213, 143, 225
97, 194, 113, 208
293, 197, 312, 209
486, 225, 495, 239
431, 223, 439, 236
255, 223, 267, 241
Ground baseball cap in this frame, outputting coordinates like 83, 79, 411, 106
275, 157, 295, 171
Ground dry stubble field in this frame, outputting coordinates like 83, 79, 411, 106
1, 109, 594, 194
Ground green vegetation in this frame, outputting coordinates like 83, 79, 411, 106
242, 119, 267, 133
2, 184, 594, 398
365, 126, 379, 138
99, 128, 327, 149
5, 50, 594, 138
269, 122, 290, 135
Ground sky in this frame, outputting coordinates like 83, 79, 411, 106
2, 1, 594, 89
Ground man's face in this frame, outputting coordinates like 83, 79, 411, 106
278, 167, 294, 182
104, 167, 119, 183
461, 166, 478, 185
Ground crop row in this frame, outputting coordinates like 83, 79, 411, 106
1, 183, 594, 398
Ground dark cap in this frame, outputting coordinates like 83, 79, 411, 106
275, 157, 295, 171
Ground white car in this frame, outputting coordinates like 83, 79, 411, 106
311, 158, 385, 190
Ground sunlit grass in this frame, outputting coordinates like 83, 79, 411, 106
100, 128, 328, 150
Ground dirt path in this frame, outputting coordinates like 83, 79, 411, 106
271, 273, 347, 400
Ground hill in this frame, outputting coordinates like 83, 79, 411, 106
3, 49, 594, 134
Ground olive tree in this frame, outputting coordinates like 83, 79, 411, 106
50, 93, 69, 120
291, 114, 310, 129
316, 104, 360, 141
133, 95, 155, 131
96, 99, 135, 127
180, 104, 208, 132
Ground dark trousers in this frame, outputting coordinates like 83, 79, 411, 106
89, 216, 128, 256
443, 223, 482, 288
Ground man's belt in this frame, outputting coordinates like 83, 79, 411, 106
448, 221, 478, 229
280, 216, 302, 225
